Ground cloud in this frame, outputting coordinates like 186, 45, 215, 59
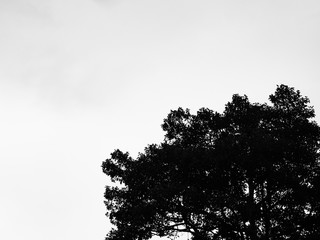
1, 0, 320, 114
92, 0, 125, 7
0, 0, 119, 110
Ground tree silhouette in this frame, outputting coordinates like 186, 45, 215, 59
102, 85, 320, 240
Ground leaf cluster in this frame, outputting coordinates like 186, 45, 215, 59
102, 85, 320, 240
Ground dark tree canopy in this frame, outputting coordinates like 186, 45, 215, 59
102, 85, 320, 240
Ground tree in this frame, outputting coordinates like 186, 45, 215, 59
102, 85, 320, 240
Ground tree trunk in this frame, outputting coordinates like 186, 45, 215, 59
264, 181, 271, 240
248, 178, 257, 240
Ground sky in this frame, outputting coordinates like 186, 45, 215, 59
1, 0, 320, 239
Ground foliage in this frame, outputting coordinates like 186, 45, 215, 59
102, 85, 320, 240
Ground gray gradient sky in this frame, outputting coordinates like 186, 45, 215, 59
1, 1, 320, 239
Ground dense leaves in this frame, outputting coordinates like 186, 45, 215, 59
102, 85, 320, 240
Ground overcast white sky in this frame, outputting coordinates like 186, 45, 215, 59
1, 0, 320, 239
